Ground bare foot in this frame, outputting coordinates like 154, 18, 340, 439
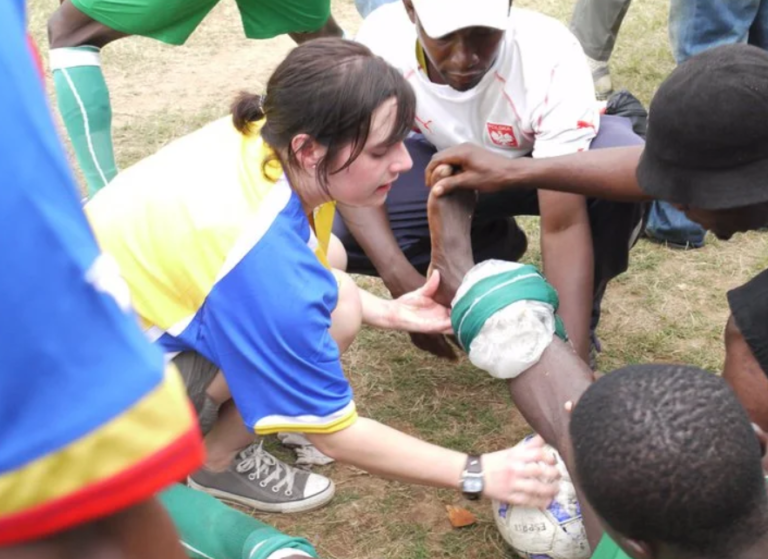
427, 188, 477, 307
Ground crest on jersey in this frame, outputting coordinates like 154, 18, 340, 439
486, 123, 518, 148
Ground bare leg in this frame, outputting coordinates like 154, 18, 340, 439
327, 233, 348, 271
205, 373, 230, 405
289, 15, 344, 44
330, 270, 363, 354
426, 189, 477, 306
428, 188, 595, 449
48, 1, 128, 50
203, 400, 256, 472
427, 185, 601, 545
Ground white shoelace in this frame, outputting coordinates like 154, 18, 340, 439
236, 441, 297, 495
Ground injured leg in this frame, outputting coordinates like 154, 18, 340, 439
427, 186, 594, 461
427, 188, 477, 307
428, 187, 600, 545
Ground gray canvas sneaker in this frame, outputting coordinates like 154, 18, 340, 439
187, 442, 335, 513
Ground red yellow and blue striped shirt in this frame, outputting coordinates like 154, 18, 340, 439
0, 1, 204, 544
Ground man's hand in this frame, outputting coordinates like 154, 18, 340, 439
425, 143, 531, 196
482, 435, 560, 508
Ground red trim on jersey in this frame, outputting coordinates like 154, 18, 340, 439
415, 115, 433, 132
26, 35, 44, 81
0, 426, 204, 545
493, 72, 523, 122
493, 72, 535, 141
534, 68, 557, 134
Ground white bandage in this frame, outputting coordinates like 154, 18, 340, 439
452, 260, 557, 379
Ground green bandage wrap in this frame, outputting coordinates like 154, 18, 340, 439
159, 484, 317, 559
451, 264, 567, 351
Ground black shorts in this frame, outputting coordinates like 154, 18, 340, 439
728, 267, 768, 375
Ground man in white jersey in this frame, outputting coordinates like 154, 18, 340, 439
333, 0, 645, 365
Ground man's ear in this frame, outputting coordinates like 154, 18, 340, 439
290, 133, 325, 172
603, 525, 656, 559
753, 423, 768, 471
620, 538, 655, 559
402, 0, 417, 24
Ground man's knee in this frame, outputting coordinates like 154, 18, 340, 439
591, 114, 645, 150
48, 1, 124, 48
48, 6, 71, 48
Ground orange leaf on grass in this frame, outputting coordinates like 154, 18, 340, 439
446, 505, 476, 528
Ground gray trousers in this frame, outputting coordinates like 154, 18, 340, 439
570, 0, 633, 61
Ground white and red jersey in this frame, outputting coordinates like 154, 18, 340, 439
356, 3, 599, 159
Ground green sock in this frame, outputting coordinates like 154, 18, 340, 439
50, 46, 118, 197
158, 484, 317, 559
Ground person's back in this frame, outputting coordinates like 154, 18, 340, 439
570, 365, 768, 559
85, 116, 302, 339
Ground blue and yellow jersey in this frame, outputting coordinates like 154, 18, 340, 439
86, 117, 357, 436
0, 0, 204, 545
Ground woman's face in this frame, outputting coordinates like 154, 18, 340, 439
326, 98, 413, 208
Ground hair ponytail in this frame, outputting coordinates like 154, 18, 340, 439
231, 92, 266, 134
231, 39, 415, 190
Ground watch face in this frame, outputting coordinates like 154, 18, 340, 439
464, 478, 483, 493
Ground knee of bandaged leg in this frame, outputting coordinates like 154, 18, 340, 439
328, 234, 349, 271
452, 260, 563, 379
330, 270, 362, 353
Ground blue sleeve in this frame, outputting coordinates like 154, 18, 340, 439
199, 216, 356, 435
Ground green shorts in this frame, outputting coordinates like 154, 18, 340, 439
71, 0, 331, 45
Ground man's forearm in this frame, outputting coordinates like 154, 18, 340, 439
336, 204, 424, 296
521, 146, 648, 201
541, 225, 594, 362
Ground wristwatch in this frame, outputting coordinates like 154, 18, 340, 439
460, 455, 483, 500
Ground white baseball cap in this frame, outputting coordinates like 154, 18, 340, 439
411, 0, 509, 39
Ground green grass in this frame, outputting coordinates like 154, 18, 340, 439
26, 0, 768, 556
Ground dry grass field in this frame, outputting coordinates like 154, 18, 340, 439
27, 0, 768, 557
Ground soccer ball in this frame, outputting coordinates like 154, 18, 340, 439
491, 439, 590, 559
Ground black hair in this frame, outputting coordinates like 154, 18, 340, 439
231, 38, 416, 191
570, 364, 767, 557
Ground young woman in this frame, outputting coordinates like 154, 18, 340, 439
86, 38, 559, 516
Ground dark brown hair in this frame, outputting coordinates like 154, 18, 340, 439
232, 38, 416, 190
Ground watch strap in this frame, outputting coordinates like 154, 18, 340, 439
461, 454, 483, 500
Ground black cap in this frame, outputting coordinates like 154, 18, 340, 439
637, 44, 768, 210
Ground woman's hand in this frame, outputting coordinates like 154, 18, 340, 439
387, 271, 453, 334
482, 435, 561, 508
